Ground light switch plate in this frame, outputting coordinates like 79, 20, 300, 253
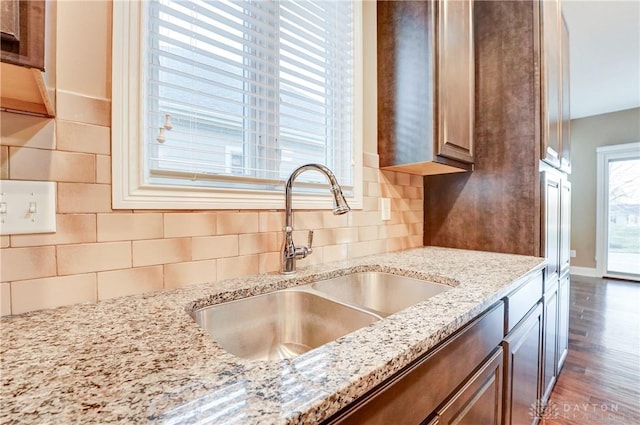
0, 180, 56, 235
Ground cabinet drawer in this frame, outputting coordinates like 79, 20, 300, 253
324, 302, 504, 425
505, 272, 543, 333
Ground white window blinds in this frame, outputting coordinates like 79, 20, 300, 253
145, 0, 356, 193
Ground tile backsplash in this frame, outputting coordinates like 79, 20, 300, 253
0, 102, 423, 315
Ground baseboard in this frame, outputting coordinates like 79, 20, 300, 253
570, 266, 599, 277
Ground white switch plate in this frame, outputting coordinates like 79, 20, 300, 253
380, 197, 391, 221
0, 180, 56, 235
570, 250, 576, 258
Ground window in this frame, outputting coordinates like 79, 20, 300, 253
112, 0, 363, 209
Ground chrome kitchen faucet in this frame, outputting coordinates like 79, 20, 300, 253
281, 164, 351, 274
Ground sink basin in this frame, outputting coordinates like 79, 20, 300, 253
192, 289, 380, 361
312, 272, 451, 316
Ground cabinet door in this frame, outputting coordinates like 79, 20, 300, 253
542, 171, 561, 282
437, 0, 475, 164
541, 0, 561, 167
557, 273, 570, 372
437, 348, 503, 425
559, 14, 571, 173
559, 176, 571, 275
542, 280, 559, 402
0, 0, 45, 70
503, 303, 543, 425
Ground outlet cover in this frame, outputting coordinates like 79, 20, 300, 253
570, 250, 576, 258
0, 180, 56, 235
380, 198, 391, 221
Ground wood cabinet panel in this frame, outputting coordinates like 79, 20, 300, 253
324, 302, 504, 425
542, 280, 559, 402
377, 0, 474, 175
541, 0, 561, 167
0, 0, 45, 70
560, 15, 571, 173
437, 348, 504, 425
556, 273, 570, 372
503, 302, 543, 425
437, 0, 475, 164
541, 170, 561, 284
505, 272, 543, 334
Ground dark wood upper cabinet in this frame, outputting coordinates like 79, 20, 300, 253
0, 0, 53, 117
1, 0, 45, 70
541, 1, 571, 172
560, 15, 571, 173
377, 0, 474, 176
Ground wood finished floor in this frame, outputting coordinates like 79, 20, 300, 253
545, 275, 640, 425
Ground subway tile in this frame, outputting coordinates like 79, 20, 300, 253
259, 211, 284, 232
362, 166, 379, 184
57, 242, 131, 275
239, 232, 279, 255
362, 196, 379, 212
386, 223, 410, 238
56, 120, 110, 155
56, 91, 110, 127
97, 266, 163, 300
0, 145, 8, 179
259, 252, 280, 274
358, 225, 379, 242
402, 210, 423, 224
95, 155, 111, 184
309, 228, 334, 247
0, 246, 56, 282
0, 236, 9, 248
410, 174, 424, 188
322, 210, 349, 229
396, 172, 411, 186
365, 182, 381, 198
347, 239, 386, 259
10, 273, 97, 315
348, 211, 382, 227
410, 199, 423, 212
132, 238, 190, 267
97, 213, 163, 242
9, 147, 96, 182
381, 183, 402, 199
333, 227, 360, 245
164, 260, 216, 289
1, 282, 11, 316
0, 112, 55, 149
380, 169, 396, 185
217, 212, 259, 234
410, 222, 424, 237
164, 212, 217, 238
322, 244, 348, 263
404, 186, 422, 200
217, 254, 260, 281
296, 246, 324, 268
192, 235, 239, 260
11, 214, 96, 247
408, 234, 423, 248
386, 237, 404, 253
362, 152, 379, 168
293, 211, 324, 231
58, 183, 112, 213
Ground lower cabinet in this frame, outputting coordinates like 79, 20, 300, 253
436, 348, 504, 425
324, 270, 568, 425
323, 302, 505, 425
502, 303, 544, 425
542, 279, 559, 402
557, 273, 570, 371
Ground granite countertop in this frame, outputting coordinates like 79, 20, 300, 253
1, 247, 545, 424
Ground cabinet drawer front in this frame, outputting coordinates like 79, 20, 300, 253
324, 302, 504, 425
505, 272, 543, 333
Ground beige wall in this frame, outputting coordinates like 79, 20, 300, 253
0, 1, 423, 315
569, 107, 640, 269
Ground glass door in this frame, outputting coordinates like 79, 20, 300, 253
597, 143, 640, 280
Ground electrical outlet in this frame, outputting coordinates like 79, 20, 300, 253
0, 180, 56, 235
570, 250, 576, 258
380, 198, 391, 221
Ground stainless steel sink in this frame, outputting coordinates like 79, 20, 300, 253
311, 272, 451, 316
192, 289, 380, 361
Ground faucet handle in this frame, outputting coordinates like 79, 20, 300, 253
307, 229, 314, 253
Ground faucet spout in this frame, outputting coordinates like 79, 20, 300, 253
282, 164, 351, 274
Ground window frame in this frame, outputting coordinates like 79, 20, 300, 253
111, 0, 363, 210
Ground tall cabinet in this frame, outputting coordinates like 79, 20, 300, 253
417, 0, 572, 416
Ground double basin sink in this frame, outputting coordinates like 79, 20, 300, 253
191, 272, 451, 361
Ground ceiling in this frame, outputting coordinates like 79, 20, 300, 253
562, 0, 640, 119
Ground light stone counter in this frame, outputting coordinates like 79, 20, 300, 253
1, 247, 545, 424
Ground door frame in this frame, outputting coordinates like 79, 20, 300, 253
595, 142, 640, 280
